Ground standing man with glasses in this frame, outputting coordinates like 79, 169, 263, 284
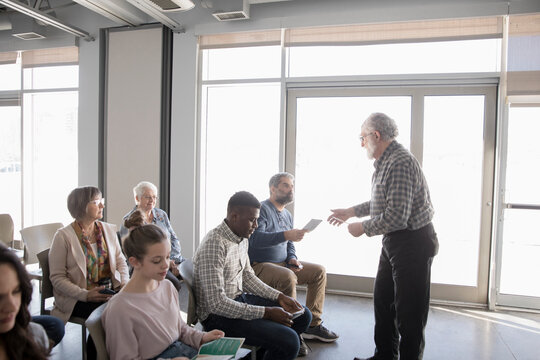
249, 173, 339, 356
328, 112, 439, 360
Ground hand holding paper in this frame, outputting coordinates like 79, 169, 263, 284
284, 229, 307, 242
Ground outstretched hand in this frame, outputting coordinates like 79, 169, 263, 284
327, 208, 355, 226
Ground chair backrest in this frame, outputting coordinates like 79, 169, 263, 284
21, 222, 63, 264
37, 248, 53, 315
86, 303, 109, 360
0, 214, 14, 247
178, 259, 198, 326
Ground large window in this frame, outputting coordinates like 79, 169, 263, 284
288, 39, 500, 77
199, 17, 502, 304
200, 83, 281, 235
0, 48, 78, 234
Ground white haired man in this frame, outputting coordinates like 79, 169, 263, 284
329, 112, 439, 360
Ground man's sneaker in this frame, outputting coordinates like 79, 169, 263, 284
302, 323, 339, 342
298, 336, 310, 357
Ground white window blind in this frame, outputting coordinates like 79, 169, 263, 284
284, 17, 503, 46
21, 46, 78, 67
507, 13, 540, 97
0, 51, 17, 65
199, 29, 281, 49
199, 16, 503, 49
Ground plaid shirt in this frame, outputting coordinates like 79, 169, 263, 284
354, 141, 434, 236
193, 220, 281, 322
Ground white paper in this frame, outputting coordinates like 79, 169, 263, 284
302, 219, 323, 232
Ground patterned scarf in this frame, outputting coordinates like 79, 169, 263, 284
72, 221, 111, 289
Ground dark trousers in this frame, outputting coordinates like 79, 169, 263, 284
373, 223, 438, 360
72, 301, 104, 360
202, 294, 312, 360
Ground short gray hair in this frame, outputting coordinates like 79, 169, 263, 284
67, 186, 101, 220
268, 172, 294, 193
364, 112, 399, 141
133, 181, 158, 200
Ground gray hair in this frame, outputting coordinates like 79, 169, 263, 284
133, 181, 158, 200
67, 186, 101, 220
268, 172, 294, 193
364, 112, 399, 141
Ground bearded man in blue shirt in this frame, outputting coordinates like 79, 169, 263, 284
249, 172, 339, 354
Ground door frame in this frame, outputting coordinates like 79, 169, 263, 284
285, 82, 498, 305
493, 101, 540, 310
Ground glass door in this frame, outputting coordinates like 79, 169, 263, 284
286, 84, 496, 303
495, 105, 540, 309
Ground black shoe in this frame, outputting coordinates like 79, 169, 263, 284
353, 357, 375, 360
298, 336, 310, 357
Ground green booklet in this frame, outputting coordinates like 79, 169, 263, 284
192, 337, 248, 360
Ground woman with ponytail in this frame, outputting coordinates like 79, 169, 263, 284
102, 213, 224, 360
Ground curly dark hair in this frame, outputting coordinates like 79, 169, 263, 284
0, 244, 49, 359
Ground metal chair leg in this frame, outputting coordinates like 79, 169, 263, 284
82, 325, 87, 360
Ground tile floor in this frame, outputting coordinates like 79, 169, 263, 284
32, 283, 540, 360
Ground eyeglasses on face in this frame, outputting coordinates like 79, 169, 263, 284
358, 132, 375, 142
89, 198, 105, 206
142, 195, 158, 201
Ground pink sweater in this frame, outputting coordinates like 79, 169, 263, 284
102, 280, 205, 360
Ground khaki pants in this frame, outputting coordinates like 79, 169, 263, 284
252, 261, 326, 327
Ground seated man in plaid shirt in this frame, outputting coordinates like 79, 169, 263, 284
193, 191, 312, 360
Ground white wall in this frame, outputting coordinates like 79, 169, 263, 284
11, 0, 536, 257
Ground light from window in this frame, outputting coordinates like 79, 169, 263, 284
23, 65, 79, 90
22, 91, 78, 227
0, 63, 21, 91
288, 39, 501, 77
201, 83, 280, 236
202, 46, 281, 81
0, 106, 22, 232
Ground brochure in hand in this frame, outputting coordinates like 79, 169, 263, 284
192, 337, 249, 360
302, 219, 323, 232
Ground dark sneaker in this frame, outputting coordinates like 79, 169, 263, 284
302, 323, 339, 342
298, 336, 310, 357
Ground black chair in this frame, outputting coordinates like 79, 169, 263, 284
37, 248, 89, 360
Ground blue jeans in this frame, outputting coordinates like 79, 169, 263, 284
32, 315, 65, 347
151, 340, 198, 359
202, 294, 312, 360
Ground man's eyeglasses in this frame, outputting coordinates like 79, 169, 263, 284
358, 132, 375, 142
142, 195, 158, 201
89, 198, 105, 206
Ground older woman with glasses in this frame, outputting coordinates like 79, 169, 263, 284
49, 186, 129, 324
120, 181, 185, 290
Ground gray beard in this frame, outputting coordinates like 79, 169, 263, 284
275, 195, 293, 206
